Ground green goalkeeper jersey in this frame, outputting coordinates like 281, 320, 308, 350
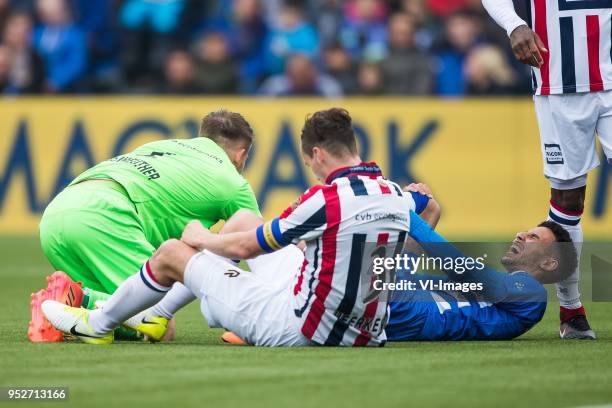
70, 137, 260, 248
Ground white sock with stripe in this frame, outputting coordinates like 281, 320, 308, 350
548, 200, 583, 309
149, 283, 196, 319
89, 261, 171, 334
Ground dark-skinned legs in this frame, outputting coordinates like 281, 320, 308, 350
551, 187, 585, 214
548, 185, 588, 322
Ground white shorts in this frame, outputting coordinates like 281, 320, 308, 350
534, 90, 612, 188
183, 246, 309, 347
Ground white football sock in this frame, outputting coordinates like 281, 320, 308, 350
89, 261, 171, 334
549, 201, 583, 309
149, 283, 196, 319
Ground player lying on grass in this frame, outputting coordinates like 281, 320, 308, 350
385, 216, 576, 341
30, 110, 261, 342
41, 107, 422, 346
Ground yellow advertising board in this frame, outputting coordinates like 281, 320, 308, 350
0, 97, 610, 238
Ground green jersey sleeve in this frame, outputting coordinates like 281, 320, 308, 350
220, 181, 261, 220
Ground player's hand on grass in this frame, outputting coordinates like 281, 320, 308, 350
509, 25, 547, 67
403, 183, 434, 199
181, 220, 211, 251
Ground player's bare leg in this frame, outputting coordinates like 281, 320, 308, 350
42, 240, 196, 344
549, 185, 596, 340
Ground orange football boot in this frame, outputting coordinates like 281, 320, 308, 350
221, 331, 247, 345
28, 272, 84, 342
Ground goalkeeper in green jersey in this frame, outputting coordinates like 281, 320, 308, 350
29, 110, 260, 342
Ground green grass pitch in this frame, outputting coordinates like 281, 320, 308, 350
1, 236, 611, 408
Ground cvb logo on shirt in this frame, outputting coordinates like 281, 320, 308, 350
355, 211, 408, 223
544, 144, 564, 165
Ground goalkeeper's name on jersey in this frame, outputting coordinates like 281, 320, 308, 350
373, 279, 484, 294
109, 155, 160, 180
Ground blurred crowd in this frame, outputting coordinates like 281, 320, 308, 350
0, 0, 533, 97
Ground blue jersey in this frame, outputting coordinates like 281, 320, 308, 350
386, 270, 547, 341
385, 212, 547, 341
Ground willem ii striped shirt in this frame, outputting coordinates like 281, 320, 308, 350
528, 0, 612, 95
255, 163, 419, 346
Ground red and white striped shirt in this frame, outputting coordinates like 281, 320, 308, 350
483, 0, 611, 95
256, 163, 415, 346
530, 0, 612, 95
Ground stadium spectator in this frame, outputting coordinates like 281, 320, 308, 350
356, 61, 383, 95
204, 0, 268, 93
381, 12, 433, 95
395, 0, 429, 21
310, 0, 343, 47
465, 0, 503, 41
119, 0, 187, 84
1, 11, 44, 93
395, 0, 436, 50
33, 0, 87, 93
259, 53, 342, 97
0, 0, 538, 97
206, 0, 267, 57
434, 11, 481, 96
262, 2, 318, 76
0, 44, 11, 92
464, 44, 520, 96
339, 0, 388, 60
427, 0, 467, 18
259, 0, 282, 28
70, 0, 120, 92
9, 0, 36, 12
0, 0, 9, 33
160, 49, 201, 94
194, 32, 239, 95
322, 42, 358, 94
228, 0, 268, 56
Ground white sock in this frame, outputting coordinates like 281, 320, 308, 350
149, 283, 196, 319
549, 201, 583, 309
90, 261, 171, 333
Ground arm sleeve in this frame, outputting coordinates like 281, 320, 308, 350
408, 210, 509, 297
409, 211, 547, 305
220, 182, 262, 220
481, 0, 528, 36
255, 187, 327, 253
408, 210, 462, 258
494, 273, 548, 324
53, 28, 87, 90
410, 192, 430, 214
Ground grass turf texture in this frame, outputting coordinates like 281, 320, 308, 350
1, 236, 611, 408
